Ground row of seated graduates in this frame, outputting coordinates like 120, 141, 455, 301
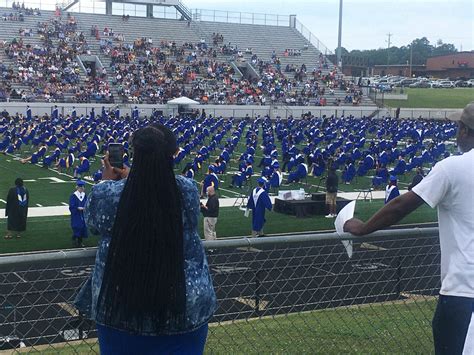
2, 110, 458, 195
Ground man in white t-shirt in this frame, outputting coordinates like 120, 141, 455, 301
345, 102, 474, 354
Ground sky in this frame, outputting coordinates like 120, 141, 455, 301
184, 0, 474, 52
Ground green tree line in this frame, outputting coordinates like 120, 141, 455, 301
338, 37, 458, 66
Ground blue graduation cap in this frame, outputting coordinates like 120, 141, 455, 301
76, 180, 86, 187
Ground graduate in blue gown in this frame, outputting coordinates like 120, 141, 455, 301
26, 105, 32, 121
287, 161, 308, 184
132, 106, 139, 120
202, 166, 219, 197
74, 157, 90, 178
269, 162, 283, 189
21, 145, 47, 164
69, 180, 88, 247
182, 162, 195, 180
384, 175, 400, 204
51, 105, 59, 120
56, 150, 75, 172
247, 177, 272, 237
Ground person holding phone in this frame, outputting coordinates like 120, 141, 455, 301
107, 143, 124, 169
75, 124, 216, 354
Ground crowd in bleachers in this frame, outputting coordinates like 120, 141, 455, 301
3, 14, 87, 102
0, 11, 367, 106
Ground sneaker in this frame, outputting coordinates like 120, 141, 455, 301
325, 214, 333, 218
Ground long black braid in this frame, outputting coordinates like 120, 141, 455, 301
98, 124, 186, 333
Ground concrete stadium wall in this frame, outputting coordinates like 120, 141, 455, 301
0, 102, 461, 119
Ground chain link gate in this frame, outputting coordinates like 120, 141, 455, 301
0, 227, 440, 353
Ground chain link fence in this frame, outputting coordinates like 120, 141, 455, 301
0, 227, 440, 353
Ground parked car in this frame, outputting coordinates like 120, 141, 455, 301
409, 81, 432, 88
377, 84, 393, 92
439, 80, 455, 88
467, 79, 474, 87
455, 80, 469, 87
395, 78, 418, 87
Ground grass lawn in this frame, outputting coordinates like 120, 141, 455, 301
0, 150, 437, 209
0, 200, 438, 254
206, 298, 436, 354
384, 88, 474, 109
27, 298, 436, 354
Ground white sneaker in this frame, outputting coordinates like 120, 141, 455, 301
325, 214, 333, 218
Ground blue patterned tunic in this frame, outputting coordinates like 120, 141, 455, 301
75, 175, 217, 335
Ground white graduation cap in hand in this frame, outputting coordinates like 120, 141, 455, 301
335, 201, 356, 258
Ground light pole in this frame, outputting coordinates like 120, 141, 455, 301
336, 0, 343, 68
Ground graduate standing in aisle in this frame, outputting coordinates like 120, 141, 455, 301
247, 177, 272, 237
26, 105, 32, 121
5, 178, 29, 239
69, 180, 88, 247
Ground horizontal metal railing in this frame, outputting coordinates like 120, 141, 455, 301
0, 227, 440, 353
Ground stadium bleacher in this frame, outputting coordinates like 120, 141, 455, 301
0, 7, 374, 106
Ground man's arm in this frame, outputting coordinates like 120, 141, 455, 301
344, 191, 425, 236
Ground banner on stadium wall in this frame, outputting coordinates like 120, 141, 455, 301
113, 0, 179, 5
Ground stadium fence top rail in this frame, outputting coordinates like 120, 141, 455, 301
0, 226, 441, 353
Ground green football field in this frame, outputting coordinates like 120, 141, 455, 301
0, 147, 430, 209
384, 88, 474, 108
0, 200, 438, 254
0, 124, 446, 254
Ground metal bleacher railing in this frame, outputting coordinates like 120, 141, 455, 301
191, 9, 290, 27
292, 18, 334, 57
0, 227, 440, 353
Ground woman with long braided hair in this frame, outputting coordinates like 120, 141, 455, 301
75, 124, 216, 354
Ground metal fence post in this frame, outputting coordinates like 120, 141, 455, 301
255, 269, 262, 316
